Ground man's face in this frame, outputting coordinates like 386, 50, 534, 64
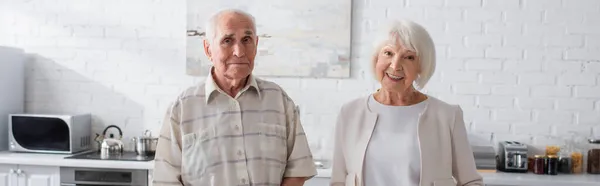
204, 13, 258, 81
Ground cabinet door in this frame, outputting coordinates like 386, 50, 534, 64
0, 164, 18, 186
16, 165, 59, 186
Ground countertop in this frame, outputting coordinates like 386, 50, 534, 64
0, 151, 154, 170
314, 169, 600, 186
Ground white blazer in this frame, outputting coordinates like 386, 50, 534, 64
330, 95, 484, 186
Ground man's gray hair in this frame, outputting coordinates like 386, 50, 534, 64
370, 19, 436, 90
204, 8, 257, 43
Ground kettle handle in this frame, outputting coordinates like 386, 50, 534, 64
103, 125, 123, 139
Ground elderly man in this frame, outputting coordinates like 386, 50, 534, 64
152, 9, 318, 186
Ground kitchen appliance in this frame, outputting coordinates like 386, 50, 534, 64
496, 141, 528, 173
0, 47, 25, 151
97, 125, 124, 157
132, 130, 158, 156
60, 167, 148, 186
8, 113, 92, 154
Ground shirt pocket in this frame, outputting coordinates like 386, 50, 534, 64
182, 125, 222, 177
432, 178, 456, 186
251, 122, 288, 179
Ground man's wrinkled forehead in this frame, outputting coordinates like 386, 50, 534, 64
215, 14, 256, 38
219, 30, 254, 38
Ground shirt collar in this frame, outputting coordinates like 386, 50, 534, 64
204, 67, 260, 103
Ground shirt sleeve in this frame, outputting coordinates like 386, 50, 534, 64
282, 100, 318, 178
152, 101, 184, 186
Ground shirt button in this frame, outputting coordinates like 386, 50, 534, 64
234, 125, 240, 130
241, 178, 247, 183
237, 150, 243, 156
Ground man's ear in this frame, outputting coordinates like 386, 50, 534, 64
203, 39, 212, 60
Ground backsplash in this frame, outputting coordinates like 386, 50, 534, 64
1, 0, 600, 160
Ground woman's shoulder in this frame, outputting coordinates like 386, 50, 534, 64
426, 95, 461, 113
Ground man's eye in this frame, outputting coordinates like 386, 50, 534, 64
384, 51, 393, 56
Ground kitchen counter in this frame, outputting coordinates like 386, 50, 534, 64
313, 169, 600, 186
0, 151, 154, 169
481, 172, 600, 186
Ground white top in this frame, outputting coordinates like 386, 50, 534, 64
363, 95, 427, 186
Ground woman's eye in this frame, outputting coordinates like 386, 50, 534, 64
406, 56, 415, 60
384, 51, 393, 56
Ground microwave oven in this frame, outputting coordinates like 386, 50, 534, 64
8, 113, 92, 154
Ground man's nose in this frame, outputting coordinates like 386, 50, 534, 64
233, 43, 245, 57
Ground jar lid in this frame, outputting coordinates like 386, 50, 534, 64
534, 155, 545, 158
589, 139, 600, 144
548, 155, 558, 158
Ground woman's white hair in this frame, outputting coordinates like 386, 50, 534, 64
204, 8, 257, 43
370, 19, 436, 90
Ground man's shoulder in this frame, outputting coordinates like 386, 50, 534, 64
255, 77, 283, 91
174, 83, 207, 102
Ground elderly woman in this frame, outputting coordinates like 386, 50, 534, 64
329, 20, 483, 186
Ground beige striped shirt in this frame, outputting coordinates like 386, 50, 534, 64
152, 71, 317, 186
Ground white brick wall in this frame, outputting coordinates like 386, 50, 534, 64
1, 0, 599, 159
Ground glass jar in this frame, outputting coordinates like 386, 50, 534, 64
587, 139, 600, 174
547, 155, 559, 175
546, 145, 561, 156
533, 155, 545, 174
571, 150, 584, 174
558, 156, 572, 174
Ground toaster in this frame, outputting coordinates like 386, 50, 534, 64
496, 141, 528, 173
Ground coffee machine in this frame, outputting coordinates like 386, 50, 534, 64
496, 141, 528, 173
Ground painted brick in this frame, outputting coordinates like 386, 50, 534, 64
445, 0, 482, 8
484, 23, 522, 35
503, 60, 542, 72
483, 0, 520, 10
558, 73, 596, 86
485, 47, 522, 59
516, 97, 555, 110
565, 49, 600, 61
464, 9, 502, 22
556, 98, 595, 111
534, 111, 574, 124
441, 71, 479, 83
465, 59, 502, 71
448, 47, 485, 58
524, 48, 564, 60
479, 96, 514, 108
518, 73, 556, 85
577, 111, 600, 125
464, 35, 502, 47
531, 86, 572, 97
522, 0, 562, 11
453, 83, 491, 95
503, 34, 544, 47
575, 86, 600, 98
424, 7, 463, 21
505, 10, 544, 23
492, 85, 531, 96
480, 72, 517, 84
544, 61, 583, 73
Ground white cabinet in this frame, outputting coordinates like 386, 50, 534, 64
0, 164, 59, 186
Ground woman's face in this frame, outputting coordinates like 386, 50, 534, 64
374, 40, 420, 93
